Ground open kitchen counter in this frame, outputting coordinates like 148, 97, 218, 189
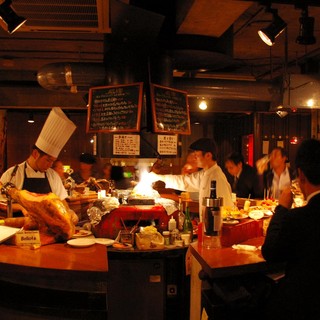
0, 242, 108, 319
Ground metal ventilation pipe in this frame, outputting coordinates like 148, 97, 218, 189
173, 77, 279, 102
37, 63, 106, 92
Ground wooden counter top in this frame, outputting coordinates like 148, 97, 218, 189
190, 237, 282, 279
0, 243, 108, 292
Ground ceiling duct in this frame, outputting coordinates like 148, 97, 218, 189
173, 77, 279, 102
37, 62, 106, 93
37, 61, 281, 106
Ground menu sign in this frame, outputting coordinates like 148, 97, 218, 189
87, 83, 143, 133
113, 134, 140, 156
150, 83, 191, 135
157, 135, 177, 155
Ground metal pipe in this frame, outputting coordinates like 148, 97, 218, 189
173, 77, 278, 102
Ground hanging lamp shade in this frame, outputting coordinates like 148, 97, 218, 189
258, 13, 287, 46
296, 15, 316, 45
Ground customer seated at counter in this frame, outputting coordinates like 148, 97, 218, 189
225, 151, 262, 199
256, 147, 295, 199
147, 138, 233, 220
262, 138, 320, 320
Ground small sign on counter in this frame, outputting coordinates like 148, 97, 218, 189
15, 230, 41, 249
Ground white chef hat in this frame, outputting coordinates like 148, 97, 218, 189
35, 107, 77, 158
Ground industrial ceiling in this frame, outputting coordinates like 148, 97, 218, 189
1, 0, 320, 116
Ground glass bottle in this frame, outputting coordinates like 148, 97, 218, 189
210, 180, 217, 199
204, 180, 222, 237
183, 201, 193, 242
177, 196, 185, 231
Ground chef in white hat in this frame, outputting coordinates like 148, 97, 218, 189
0, 108, 78, 223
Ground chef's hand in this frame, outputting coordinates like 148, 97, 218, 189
150, 159, 162, 174
278, 187, 293, 209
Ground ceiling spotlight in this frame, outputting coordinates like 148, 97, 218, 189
0, 0, 27, 34
296, 8, 316, 45
258, 9, 287, 46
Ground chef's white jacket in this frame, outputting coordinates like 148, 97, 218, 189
150, 163, 233, 221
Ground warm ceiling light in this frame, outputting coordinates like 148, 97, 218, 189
199, 100, 207, 110
296, 8, 316, 45
27, 113, 34, 123
0, 0, 27, 34
258, 9, 287, 46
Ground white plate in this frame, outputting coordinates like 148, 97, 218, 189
67, 238, 96, 248
248, 210, 264, 220
95, 238, 115, 246
262, 210, 273, 217
223, 220, 239, 225
72, 230, 92, 238
231, 214, 248, 220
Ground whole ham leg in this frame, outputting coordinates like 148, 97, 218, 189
4, 186, 75, 241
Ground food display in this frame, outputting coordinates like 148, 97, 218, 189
222, 198, 277, 223
135, 225, 164, 250
1, 184, 75, 244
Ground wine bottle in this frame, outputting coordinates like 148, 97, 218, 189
204, 180, 222, 236
177, 196, 185, 231
183, 201, 193, 242
210, 180, 217, 199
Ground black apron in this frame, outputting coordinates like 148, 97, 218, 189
22, 162, 52, 194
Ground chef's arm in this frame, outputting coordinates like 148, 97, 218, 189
62, 199, 79, 225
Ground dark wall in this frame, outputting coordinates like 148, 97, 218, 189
2, 110, 312, 176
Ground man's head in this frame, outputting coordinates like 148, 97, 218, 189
295, 139, 320, 187
181, 152, 198, 174
79, 153, 96, 172
225, 152, 244, 177
31, 145, 56, 172
269, 147, 287, 171
189, 138, 218, 169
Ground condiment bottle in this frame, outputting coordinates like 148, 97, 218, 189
168, 216, 177, 231
182, 201, 193, 242
163, 231, 170, 246
177, 196, 185, 231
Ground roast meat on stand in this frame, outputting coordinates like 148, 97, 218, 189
1, 183, 75, 243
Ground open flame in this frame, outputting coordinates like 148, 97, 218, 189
132, 168, 160, 198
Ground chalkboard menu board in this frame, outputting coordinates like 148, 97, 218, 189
150, 83, 191, 135
87, 82, 143, 133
